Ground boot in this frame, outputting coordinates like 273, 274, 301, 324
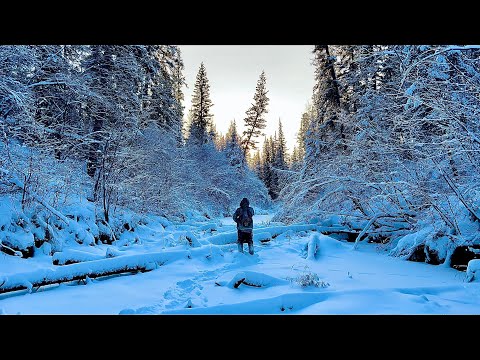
238, 243, 244, 253
248, 243, 254, 255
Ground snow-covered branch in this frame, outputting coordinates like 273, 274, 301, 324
0, 167, 70, 225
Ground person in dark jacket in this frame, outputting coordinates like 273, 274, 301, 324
232, 197, 255, 255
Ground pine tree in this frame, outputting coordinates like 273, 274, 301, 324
251, 150, 262, 176
290, 146, 301, 169
157, 45, 185, 138
242, 71, 269, 157
267, 119, 288, 198
268, 136, 279, 199
274, 118, 287, 170
208, 121, 218, 144
171, 47, 186, 121
135, 45, 183, 140
28, 45, 87, 159
297, 104, 313, 161
82, 46, 146, 209
313, 45, 341, 113
258, 135, 279, 200
188, 62, 214, 145
0, 46, 37, 125
215, 133, 226, 151
260, 136, 272, 192
304, 45, 344, 173
83, 45, 115, 178
224, 119, 244, 168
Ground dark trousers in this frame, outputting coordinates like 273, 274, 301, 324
237, 230, 254, 254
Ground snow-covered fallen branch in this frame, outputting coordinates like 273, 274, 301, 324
468, 247, 480, 255
255, 231, 272, 243
226, 271, 289, 289
431, 158, 480, 223
207, 231, 239, 245
52, 249, 106, 265
207, 224, 319, 245
353, 214, 381, 250
0, 247, 197, 294
0, 242, 23, 257
182, 231, 202, 247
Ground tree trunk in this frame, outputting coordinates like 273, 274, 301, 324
324, 45, 341, 108
86, 116, 103, 178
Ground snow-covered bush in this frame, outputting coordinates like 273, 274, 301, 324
288, 270, 330, 288
275, 45, 480, 269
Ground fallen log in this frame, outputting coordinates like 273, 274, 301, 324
226, 271, 289, 289
0, 248, 190, 295
52, 249, 106, 265
208, 224, 319, 245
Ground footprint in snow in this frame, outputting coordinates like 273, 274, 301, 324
164, 279, 208, 310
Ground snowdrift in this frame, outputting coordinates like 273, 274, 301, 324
0, 246, 221, 294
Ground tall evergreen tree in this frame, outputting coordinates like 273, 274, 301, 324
274, 118, 288, 170
208, 121, 218, 144
156, 45, 185, 138
296, 103, 314, 161
251, 150, 262, 176
82, 45, 144, 212
171, 47, 186, 121
188, 62, 214, 145
268, 136, 279, 199
258, 135, 279, 199
290, 146, 302, 169
28, 45, 87, 159
242, 71, 269, 157
224, 119, 244, 168
304, 45, 343, 173
260, 136, 272, 193
268, 119, 288, 198
215, 133, 226, 151
83, 45, 115, 178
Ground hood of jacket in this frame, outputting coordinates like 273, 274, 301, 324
240, 197, 249, 209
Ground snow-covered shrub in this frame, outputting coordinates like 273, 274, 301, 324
275, 46, 480, 271
288, 271, 329, 288
0, 204, 34, 257
112, 126, 270, 220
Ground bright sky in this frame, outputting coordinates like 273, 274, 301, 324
180, 45, 315, 155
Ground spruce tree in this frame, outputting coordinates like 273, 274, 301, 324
252, 150, 262, 176
274, 118, 288, 170
242, 71, 269, 157
260, 136, 272, 192
304, 45, 343, 173
296, 103, 314, 161
29, 45, 86, 159
224, 119, 244, 168
188, 62, 214, 145
269, 135, 279, 199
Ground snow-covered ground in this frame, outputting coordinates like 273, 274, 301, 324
219, 213, 273, 226
1, 214, 479, 315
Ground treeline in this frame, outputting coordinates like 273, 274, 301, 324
0, 45, 269, 222
275, 46, 480, 260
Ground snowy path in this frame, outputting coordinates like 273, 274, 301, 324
1, 214, 480, 315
